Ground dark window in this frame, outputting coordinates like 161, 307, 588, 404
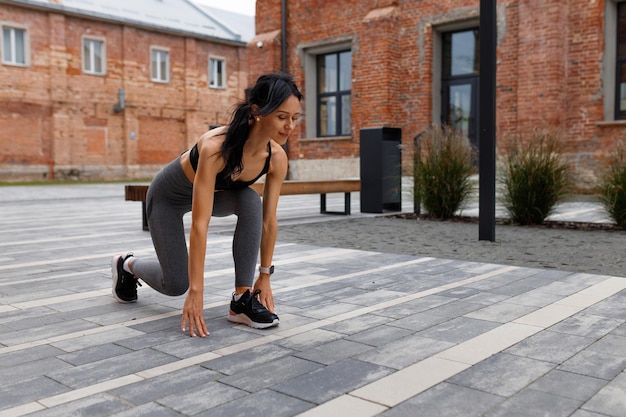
317, 50, 351, 137
441, 29, 480, 148
616, 2, 626, 119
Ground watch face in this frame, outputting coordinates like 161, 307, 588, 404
269, 265, 274, 274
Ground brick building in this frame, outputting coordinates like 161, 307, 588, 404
249, 0, 626, 190
0, 0, 251, 181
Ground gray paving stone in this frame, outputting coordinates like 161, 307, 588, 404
346, 324, 415, 347
584, 292, 626, 320
294, 338, 374, 365
276, 327, 345, 350
464, 301, 538, 323
528, 369, 607, 401
423, 299, 488, 318
157, 381, 247, 416
416, 316, 501, 344
587, 334, 626, 357
558, 350, 626, 380
449, 353, 555, 397
613, 322, 626, 337
505, 331, 594, 364
0, 344, 64, 367
47, 349, 178, 389
273, 358, 393, 404
0, 318, 99, 346
0, 356, 72, 384
219, 355, 322, 392
26, 394, 130, 417
549, 314, 624, 338
374, 295, 456, 318
108, 402, 182, 417
320, 313, 394, 335
581, 372, 626, 417
380, 382, 504, 417
385, 311, 450, 332
484, 388, 582, 417
52, 328, 145, 353
109, 367, 219, 405
0, 376, 69, 412
356, 334, 455, 369
203, 343, 295, 375
194, 389, 314, 417
570, 410, 610, 417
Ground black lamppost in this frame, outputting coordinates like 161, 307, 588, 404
479, 0, 497, 241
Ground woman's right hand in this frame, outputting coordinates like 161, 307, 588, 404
181, 289, 209, 337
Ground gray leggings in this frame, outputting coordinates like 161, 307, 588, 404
131, 157, 262, 296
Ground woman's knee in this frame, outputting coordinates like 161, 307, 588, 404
162, 280, 188, 297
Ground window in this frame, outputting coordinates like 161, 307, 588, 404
150, 47, 169, 83
209, 57, 226, 88
441, 28, 480, 148
616, 2, 626, 119
82, 37, 105, 75
317, 50, 352, 137
2, 25, 27, 66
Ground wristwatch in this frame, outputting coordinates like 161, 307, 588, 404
259, 265, 274, 275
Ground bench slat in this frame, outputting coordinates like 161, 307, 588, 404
125, 180, 360, 230
250, 180, 360, 195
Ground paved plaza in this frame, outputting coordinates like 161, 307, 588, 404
1, 183, 625, 417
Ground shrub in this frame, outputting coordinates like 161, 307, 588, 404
599, 143, 626, 229
414, 125, 476, 219
499, 129, 571, 225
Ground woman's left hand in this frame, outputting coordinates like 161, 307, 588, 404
254, 275, 275, 313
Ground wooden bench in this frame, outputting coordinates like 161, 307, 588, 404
125, 179, 361, 230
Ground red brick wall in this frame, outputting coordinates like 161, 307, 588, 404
0, 3, 248, 181
251, 0, 626, 190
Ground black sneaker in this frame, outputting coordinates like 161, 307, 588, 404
111, 253, 141, 303
227, 289, 279, 329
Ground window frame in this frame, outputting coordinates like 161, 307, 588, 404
315, 50, 352, 138
1, 23, 29, 67
301, 40, 353, 139
82, 36, 106, 76
208, 56, 226, 89
150, 46, 170, 83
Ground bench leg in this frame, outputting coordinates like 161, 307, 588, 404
320, 193, 351, 215
141, 201, 149, 231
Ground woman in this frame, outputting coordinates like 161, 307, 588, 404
111, 72, 303, 337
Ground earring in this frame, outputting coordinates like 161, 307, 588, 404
256, 117, 260, 122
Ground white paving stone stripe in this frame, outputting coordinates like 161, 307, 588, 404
0, 231, 134, 248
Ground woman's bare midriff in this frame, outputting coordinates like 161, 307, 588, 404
179, 150, 196, 183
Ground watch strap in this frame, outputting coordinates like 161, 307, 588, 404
259, 265, 274, 275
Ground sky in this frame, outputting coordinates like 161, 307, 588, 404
193, 0, 256, 16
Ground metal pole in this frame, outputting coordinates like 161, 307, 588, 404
281, 0, 287, 73
478, 0, 497, 241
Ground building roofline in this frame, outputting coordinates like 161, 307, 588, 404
0, 0, 247, 47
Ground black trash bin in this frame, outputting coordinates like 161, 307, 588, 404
360, 127, 402, 213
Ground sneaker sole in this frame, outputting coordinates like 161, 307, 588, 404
227, 312, 279, 329
111, 254, 136, 304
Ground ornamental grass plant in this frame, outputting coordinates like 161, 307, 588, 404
414, 125, 476, 219
598, 143, 626, 229
499, 129, 571, 225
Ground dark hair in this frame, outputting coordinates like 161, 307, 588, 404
221, 72, 303, 179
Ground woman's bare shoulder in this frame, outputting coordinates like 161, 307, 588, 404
198, 127, 227, 154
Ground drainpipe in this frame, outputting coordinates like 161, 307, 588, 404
281, 0, 287, 73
